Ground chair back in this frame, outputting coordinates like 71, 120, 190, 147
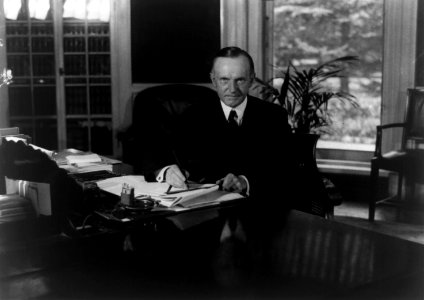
132, 84, 217, 129
405, 88, 424, 151
121, 84, 218, 170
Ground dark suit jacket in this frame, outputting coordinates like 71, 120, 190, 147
177, 95, 295, 203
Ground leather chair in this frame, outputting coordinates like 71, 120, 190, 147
369, 87, 424, 221
118, 84, 218, 176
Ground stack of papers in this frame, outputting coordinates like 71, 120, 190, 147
66, 153, 102, 165
65, 153, 111, 173
95, 175, 245, 208
54, 149, 120, 174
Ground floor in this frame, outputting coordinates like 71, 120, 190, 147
333, 199, 424, 245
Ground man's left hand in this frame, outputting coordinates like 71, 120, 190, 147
216, 173, 247, 194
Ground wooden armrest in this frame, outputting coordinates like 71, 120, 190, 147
376, 122, 406, 132
374, 122, 407, 157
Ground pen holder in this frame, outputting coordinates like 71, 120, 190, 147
121, 187, 135, 206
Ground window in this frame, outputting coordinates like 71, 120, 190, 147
271, 0, 383, 151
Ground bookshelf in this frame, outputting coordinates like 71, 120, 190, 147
62, 18, 112, 155
6, 5, 57, 150
2, 0, 118, 156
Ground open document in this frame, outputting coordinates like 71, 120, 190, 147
95, 175, 245, 208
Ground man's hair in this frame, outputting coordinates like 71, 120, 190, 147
211, 46, 255, 74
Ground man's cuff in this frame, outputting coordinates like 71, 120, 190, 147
239, 175, 250, 196
156, 166, 171, 182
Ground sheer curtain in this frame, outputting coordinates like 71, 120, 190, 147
63, 0, 110, 21
4, 0, 110, 21
221, 0, 266, 79
382, 0, 417, 153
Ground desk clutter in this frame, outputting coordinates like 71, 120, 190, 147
92, 176, 245, 224
0, 138, 245, 231
0, 139, 122, 223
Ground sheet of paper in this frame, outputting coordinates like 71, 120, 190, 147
177, 189, 245, 208
165, 183, 218, 194
96, 175, 169, 197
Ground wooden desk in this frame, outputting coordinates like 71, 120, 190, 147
1, 203, 423, 299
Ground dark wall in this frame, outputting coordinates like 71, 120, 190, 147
131, 0, 221, 83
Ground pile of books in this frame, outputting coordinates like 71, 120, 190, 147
0, 194, 35, 223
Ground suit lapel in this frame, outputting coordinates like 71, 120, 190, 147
212, 99, 231, 128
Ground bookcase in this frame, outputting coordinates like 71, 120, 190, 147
2, 0, 121, 156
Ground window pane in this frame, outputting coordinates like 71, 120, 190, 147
273, 0, 383, 146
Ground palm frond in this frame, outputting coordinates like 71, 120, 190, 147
275, 55, 359, 134
278, 65, 291, 107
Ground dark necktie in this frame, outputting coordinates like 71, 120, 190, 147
228, 110, 239, 130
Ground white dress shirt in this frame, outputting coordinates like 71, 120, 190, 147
220, 97, 248, 126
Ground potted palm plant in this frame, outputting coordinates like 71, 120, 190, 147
251, 56, 359, 165
251, 56, 359, 136
252, 56, 359, 217
272, 56, 359, 179
274, 56, 359, 171
276, 55, 359, 135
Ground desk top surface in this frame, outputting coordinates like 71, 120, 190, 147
1, 203, 423, 300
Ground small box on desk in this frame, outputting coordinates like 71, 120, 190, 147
4, 175, 83, 233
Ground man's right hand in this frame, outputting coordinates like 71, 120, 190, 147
165, 164, 188, 189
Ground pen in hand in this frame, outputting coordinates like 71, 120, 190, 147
171, 150, 189, 189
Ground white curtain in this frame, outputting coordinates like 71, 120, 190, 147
381, 0, 417, 153
221, 0, 266, 79
4, 0, 22, 20
63, 0, 110, 21
4, 0, 51, 20
87, 0, 110, 22
29, 0, 50, 20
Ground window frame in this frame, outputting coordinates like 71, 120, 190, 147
260, 0, 417, 163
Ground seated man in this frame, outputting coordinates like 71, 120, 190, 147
151, 47, 294, 204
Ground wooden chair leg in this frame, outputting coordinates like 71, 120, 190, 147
396, 173, 403, 201
369, 163, 379, 221
394, 173, 404, 220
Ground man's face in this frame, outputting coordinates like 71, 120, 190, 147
210, 56, 254, 108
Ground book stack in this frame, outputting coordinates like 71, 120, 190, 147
0, 194, 35, 223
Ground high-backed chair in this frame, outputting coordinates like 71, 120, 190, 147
118, 84, 218, 177
369, 87, 424, 221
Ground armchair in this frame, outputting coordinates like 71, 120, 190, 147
118, 84, 218, 177
369, 88, 424, 221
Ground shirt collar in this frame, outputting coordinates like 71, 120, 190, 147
220, 96, 248, 124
